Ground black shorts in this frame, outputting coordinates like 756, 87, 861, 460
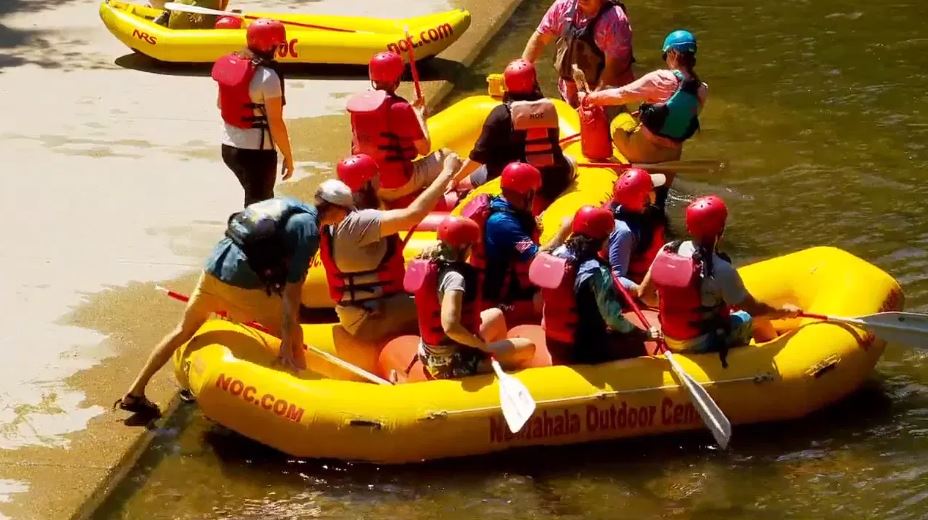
221, 144, 278, 207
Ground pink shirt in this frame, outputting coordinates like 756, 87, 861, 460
536, 0, 634, 99
592, 69, 709, 147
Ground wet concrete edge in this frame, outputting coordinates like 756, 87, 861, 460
68, 0, 527, 518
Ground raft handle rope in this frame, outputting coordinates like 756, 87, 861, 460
417, 371, 777, 421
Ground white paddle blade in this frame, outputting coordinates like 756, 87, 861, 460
857, 312, 928, 349
492, 360, 536, 433
666, 352, 732, 449
164, 2, 234, 17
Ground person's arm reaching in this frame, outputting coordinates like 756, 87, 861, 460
265, 95, 294, 180
379, 153, 462, 236
585, 71, 663, 108
411, 97, 431, 155
441, 289, 489, 351
449, 158, 483, 189
590, 268, 637, 333
276, 280, 304, 370
522, 31, 555, 63
607, 227, 637, 290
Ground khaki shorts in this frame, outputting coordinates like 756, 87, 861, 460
611, 124, 682, 164
187, 271, 284, 333
335, 293, 419, 343
377, 150, 446, 202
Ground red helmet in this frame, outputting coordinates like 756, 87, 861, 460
503, 59, 537, 95
613, 168, 656, 211
336, 154, 378, 192
369, 51, 404, 84
246, 19, 286, 54
685, 195, 728, 241
572, 205, 615, 240
215, 16, 243, 29
438, 216, 481, 248
500, 162, 542, 195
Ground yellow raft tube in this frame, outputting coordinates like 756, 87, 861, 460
99, 0, 471, 64
174, 246, 903, 462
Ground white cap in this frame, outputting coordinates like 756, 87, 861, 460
649, 173, 667, 188
316, 179, 356, 210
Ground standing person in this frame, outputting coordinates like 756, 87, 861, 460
448, 59, 575, 210
534, 206, 651, 364
637, 195, 802, 355
409, 216, 535, 379
212, 19, 295, 207
319, 152, 462, 343
521, 0, 635, 107
114, 183, 355, 415
347, 51, 451, 209
583, 30, 708, 209
606, 168, 667, 288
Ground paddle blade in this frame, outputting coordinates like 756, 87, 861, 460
492, 359, 536, 433
857, 312, 928, 349
666, 352, 732, 449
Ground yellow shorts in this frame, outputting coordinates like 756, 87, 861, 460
188, 272, 284, 333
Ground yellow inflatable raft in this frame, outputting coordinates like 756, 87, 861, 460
174, 246, 904, 463
301, 93, 620, 307
99, 0, 471, 64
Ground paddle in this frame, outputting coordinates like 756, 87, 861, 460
490, 357, 537, 433
155, 285, 393, 386
579, 159, 726, 175
608, 272, 733, 449
801, 311, 928, 349
163, 2, 356, 32
402, 25, 423, 103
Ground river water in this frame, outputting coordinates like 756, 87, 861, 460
95, 0, 928, 518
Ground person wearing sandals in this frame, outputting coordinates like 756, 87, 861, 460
114, 183, 354, 415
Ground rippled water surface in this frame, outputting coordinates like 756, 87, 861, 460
96, 0, 928, 517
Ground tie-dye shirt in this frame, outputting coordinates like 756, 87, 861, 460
536, 0, 635, 99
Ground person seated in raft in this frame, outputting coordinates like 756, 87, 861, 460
463, 162, 572, 327
115, 184, 356, 414
520, 0, 635, 108
532, 206, 652, 364
606, 168, 668, 290
407, 216, 535, 379
581, 30, 708, 211
346, 51, 454, 210
153, 0, 228, 29
448, 59, 575, 212
637, 195, 803, 355
319, 152, 462, 343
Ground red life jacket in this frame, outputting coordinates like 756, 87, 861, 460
404, 259, 481, 346
212, 53, 284, 140
508, 99, 561, 169
347, 90, 420, 190
461, 194, 537, 305
318, 225, 406, 305
529, 252, 578, 346
651, 242, 728, 341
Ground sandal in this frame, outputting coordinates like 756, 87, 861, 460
113, 394, 161, 415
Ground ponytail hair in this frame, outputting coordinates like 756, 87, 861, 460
565, 234, 606, 262
692, 239, 715, 279
675, 51, 700, 85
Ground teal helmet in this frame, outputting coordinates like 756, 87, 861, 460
662, 30, 697, 55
